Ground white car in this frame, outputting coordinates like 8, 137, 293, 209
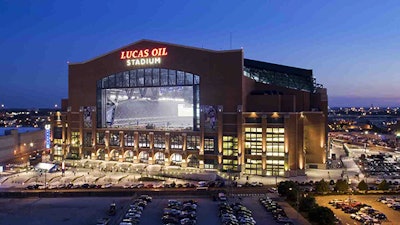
102, 183, 112, 189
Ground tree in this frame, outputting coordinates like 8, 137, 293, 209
357, 180, 368, 191
278, 181, 299, 202
334, 179, 349, 193
315, 179, 330, 193
278, 181, 298, 197
299, 195, 316, 212
378, 179, 390, 190
309, 206, 335, 225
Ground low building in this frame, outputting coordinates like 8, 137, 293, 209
0, 127, 45, 164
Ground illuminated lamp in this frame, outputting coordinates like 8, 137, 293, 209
248, 112, 256, 118
271, 112, 279, 118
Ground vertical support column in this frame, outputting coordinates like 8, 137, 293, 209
181, 133, 187, 168
261, 115, 267, 176
119, 131, 124, 162
165, 132, 170, 166
237, 105, 244, 174
217, 106, 223, 170
105, 130, 110, 161
134, 131, 139, 163
199, 106, 205, 156
299, 113, 306, 175
91, 107, 97, 160
66, 109, 72, 159
148, 132, 154, 165
284, 114, 291, 177
79, 107, 84, 159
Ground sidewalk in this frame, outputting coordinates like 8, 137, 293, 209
270, 193, 312, 225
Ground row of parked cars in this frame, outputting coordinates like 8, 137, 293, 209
26, 183, 114, 190
259, 197, 293, 225
377, 196, 400, 210
329, 199, 386, 225
118, 195, 152, 225
218, 202, 256, 225
162, 199, 198, 225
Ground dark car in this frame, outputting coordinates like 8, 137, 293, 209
161, 215, 179, 224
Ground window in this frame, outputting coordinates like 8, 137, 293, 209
116, 72, 124, 87
160, 69, 168, 86
177, 71, 185, 85
154, 134, 165, 149
137, 69, 144, 86
168, 69, 176, 85
266, 159, 285, 176
110, 132, 120, 146
187, 135, 200, 150
244, 127, 262, 155
152, 68, 160, 86
53, 139, 63, 145
124, 132, 134, 147
130, 70, 137, 86
71, 132, 80, 147
145, 68, 152, 86
266, 127, 285, 157
123, 71, 130, 87
245, 159, 262, 175
204, 159, 216, 169
139, 133, 150, 148
83, 132, 92, 147
222, 159, 238, 171
204, 138, 215, 153
170, 134, 183, 149
96, 132, 105, 145
222, 136, 238, 156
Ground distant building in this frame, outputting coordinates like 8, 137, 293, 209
0, 127, 45, 163
51, 40, 328, 177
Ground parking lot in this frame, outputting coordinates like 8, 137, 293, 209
315, 195, 400, 225
0, 197, 131, 225
0, 194, 288, 225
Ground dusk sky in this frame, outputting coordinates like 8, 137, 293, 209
1, 0, 399, 108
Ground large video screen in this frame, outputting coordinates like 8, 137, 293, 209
103, 86, 194, 130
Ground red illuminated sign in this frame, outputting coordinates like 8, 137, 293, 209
120, 47, 168, 59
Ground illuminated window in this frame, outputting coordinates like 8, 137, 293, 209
71, 132, 80, 147
266, 159, 285, 176
124, 132, 134, 147
96, 132, 105, 145
223, 136, 238, 156
139, 133, 150, 148
266, 127, 285, 157
83, 132, 92, 147
245, 128, 262, 155
222, 159, 238, 171
187, 135, 200, 150
154, 134, 165, 149
53, 139, 63, 145
245, 159, 262, 175
204, 159, 216, 169
170, 134, 183, 149
170, 153, 182, 165
204, 138, 215, 153
110, 132, 120, 146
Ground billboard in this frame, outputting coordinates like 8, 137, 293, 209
102, 86, 194, 130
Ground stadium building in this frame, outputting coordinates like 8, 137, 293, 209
51, 40, 328, 177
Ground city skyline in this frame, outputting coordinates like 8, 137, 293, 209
1, 0, 399, 108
